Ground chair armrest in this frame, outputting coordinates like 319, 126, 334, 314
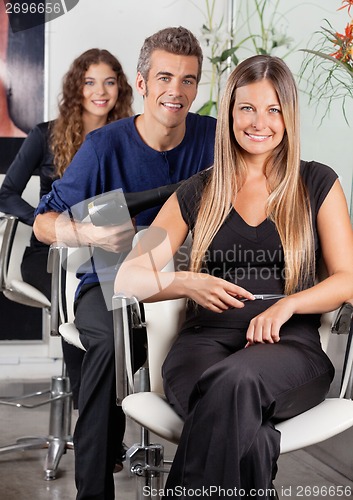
47, 244, 68, 336
112, 294, 145, 406
0, 215, 19, 291
331, 302, 353, 335
331, 302, 353, 398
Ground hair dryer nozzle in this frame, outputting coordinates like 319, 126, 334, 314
88, 182, 183, 226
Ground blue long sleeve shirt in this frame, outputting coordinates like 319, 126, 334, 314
35, 113, 216, 293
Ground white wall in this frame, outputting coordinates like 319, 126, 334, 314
44, 0, 223, 117
281, 0, 353, 205
44, 0, 352, 206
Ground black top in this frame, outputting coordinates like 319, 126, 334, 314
176, 160, 338, 329
0, 121, 57, 247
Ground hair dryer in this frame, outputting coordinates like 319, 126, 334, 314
88, 182, 182, 226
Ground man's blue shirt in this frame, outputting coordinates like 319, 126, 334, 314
35, 113, 216, 292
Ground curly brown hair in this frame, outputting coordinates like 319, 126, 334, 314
51, 48, 133, 177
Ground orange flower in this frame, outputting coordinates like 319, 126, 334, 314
338, 0, 353, 16
335, 20, 353, 42
331, 21, 353, 63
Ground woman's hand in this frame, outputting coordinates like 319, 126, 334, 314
246, 297, 296, 346
185, 273, 255, 312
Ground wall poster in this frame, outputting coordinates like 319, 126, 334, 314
0, 0, 45, 173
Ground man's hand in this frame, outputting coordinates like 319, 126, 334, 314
85, 220, 135, 253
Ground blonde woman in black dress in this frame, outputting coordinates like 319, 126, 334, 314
116, 55, 353, 499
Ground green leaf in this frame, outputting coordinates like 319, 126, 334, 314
209, 46, 239, 65
196, 100, 217, 116
209, 55, 223, 64
300, 49, 353, 77
231, 54, 239, 66
219, 46, 239, 62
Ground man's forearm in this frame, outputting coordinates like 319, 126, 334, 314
34, 211, 136, 252
33, 212, 60, 245
33, 212, 89, 247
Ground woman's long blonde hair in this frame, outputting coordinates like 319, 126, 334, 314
190, 55, 314, 294
50, 48, 133, 178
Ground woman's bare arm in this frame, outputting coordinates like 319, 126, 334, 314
115, 193, 255, 311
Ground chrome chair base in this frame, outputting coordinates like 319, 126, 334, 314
0, 374, 73, 480
127, 442, 166, 500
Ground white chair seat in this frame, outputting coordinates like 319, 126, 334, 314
123, 392, 353, 451
59, 323, 86, 351
276, 397, 353, 453
4, 279, 50, 308
123, 392, 183, 444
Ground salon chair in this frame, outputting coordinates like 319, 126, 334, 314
114, 298, 353, 499
112, 232, 353, 500
0, 213, 73, 480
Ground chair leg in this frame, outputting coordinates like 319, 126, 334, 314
44, 374, 74, 480
0, 437, 49, 454
0, 374, 74, 480
127, 440, 165, 500
123, 368, 168, 499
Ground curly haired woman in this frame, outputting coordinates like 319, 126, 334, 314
0, 48, 133, 417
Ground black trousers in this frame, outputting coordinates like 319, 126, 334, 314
74, 283, 146, 500
21, 245, 85, 407
162, 317, 334, 499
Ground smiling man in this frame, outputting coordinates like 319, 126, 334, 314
33, 27, 216, 500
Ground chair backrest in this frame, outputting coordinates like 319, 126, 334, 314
0, 215, 18, 291
49, 245, 90, 333
0, 179, 50, 309
319, 311, 336, 353
130, 229, 190, 394
64, 247, 92, 323
0, 175, 40, 284
144, 299, 186, 394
